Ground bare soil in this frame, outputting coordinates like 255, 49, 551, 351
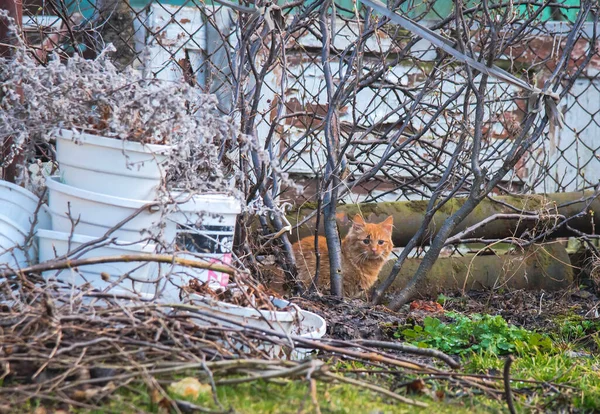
289, 288, 600, 342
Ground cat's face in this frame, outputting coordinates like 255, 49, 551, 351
345, 215, 394, 261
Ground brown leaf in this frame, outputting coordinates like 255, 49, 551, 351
158, 397, 172, 412
406, 379, 427, 394
71, 390, 87, 402
409, 300, 444, 313
151, 388, 171, 413
434, 389, 445, 401
71, 388, 100, 402
150, 388, 163, 405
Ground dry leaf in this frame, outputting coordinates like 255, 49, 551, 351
150, 388, 171, 413
406, 379, 426, 394
434, 389, 445, 401
71, 390, 87, 401
158, 397, 172, 412
100, 272, 111, 282
150, 388, 163, 405
71, 387, 100, 401
168, 377, 210, 400
409, 300, 444, 313
33, 407, 47, 414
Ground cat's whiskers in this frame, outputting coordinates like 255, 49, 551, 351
358, 251, 369, 265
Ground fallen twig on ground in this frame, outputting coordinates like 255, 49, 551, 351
352, 339, 460, 369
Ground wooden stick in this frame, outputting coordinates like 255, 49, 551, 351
1, 254, 236, 278
353, 339, 460, 369
322, 371, 428, 408
504, 355, 517, 414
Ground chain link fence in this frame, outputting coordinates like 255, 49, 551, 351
16, 0, 600, 196
17, 1, 599, 199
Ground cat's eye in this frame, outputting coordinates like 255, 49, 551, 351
362, 239, 370, 245
378, 240, 385, 245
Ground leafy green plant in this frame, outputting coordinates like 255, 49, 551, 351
436, 293, 452, 306
395, 312, 552, 356
553, 316, 600, 342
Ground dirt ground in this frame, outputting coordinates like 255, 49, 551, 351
290, 288, 600, 343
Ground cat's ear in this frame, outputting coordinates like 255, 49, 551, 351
381, 215, 394, 233
351, 214, 366, 229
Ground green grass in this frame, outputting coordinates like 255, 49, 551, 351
12, 351, 599, 413
82, 378, 502, 414
11, 369, 506, 414
466, 351, 600, 412
191, 380, 413, 414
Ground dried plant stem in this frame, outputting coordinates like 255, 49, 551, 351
1, 254, 236, 279
322, 371, 428, 408
353, 340, 460, 369
215, 360, 325, 385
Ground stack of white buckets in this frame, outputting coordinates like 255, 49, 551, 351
38, 129, 241, 301
1, 129, 326, 358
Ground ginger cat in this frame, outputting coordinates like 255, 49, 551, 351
293, 215, 394, 297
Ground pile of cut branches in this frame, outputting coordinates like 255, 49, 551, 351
0, 283, 574, 412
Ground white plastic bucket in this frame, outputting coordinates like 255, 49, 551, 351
55, 129, 172, 200
0, 214, 36, 269
291, 308, 327, 360
186, 294, 326, 359
162, 192, 241, 299
50, 285, 157, 308
169, 192, 240, 255
45, 176, 177, 244
0, 180, 51, 231
169, 192, 242, 227
37, 229, 157, 294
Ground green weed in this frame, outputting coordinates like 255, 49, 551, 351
396, 312, 553, 356
552, 315, 600, 343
